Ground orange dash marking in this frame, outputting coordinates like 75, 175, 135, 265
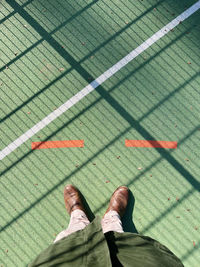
32, 140, 84, 150
125, 140, 177, 149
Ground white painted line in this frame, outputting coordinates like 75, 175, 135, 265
1, 1, 200, 161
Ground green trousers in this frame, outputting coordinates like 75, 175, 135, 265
29, 216, 184, 267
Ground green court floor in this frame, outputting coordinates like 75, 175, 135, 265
1, 0, 200, 266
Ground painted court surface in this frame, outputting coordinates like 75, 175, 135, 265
1, 0, 200, 266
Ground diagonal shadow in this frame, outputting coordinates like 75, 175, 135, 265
1, 3, 200, 267
2, 0, 165, 72
0, 0, 100, 73
2, 1, 200, 256
0, 126, 130, 233
1, 112, 199, 234
93, 122, 200, 217
0, 57, 198, 178
0, 0, 34, 24
2, 0, 200, 212
181, 242, 199, 262
1, 0, 168, 123
95, 86, 200, 192
0, 21, 197, 124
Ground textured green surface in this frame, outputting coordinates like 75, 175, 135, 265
1, 0, 200, 266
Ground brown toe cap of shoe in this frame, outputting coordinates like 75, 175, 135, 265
105, 186, 129, 218
64, 184, 86, 214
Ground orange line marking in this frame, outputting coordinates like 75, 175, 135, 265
125, 140, 177, 149
32, 140, 84, 150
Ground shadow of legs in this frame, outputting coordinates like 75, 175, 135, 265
122, 190, 138, 234
80, 192, 95, 222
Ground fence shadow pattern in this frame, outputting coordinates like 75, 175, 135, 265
1, 0, 200, 266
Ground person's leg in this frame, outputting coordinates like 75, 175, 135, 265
54, 209, 90, 243
101, 186, 129, 234
54, 185, 90, 243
